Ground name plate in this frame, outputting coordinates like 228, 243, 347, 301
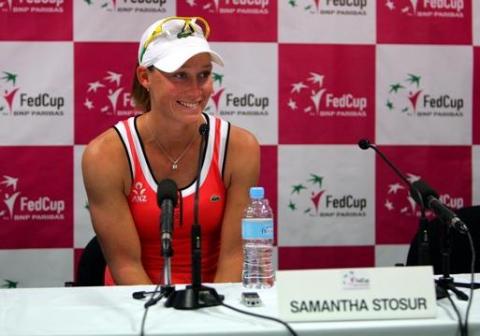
276, 266, 436, 322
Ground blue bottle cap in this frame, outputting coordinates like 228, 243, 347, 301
249, 187, 264, 199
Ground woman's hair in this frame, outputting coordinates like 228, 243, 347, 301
131, 64, 151, 112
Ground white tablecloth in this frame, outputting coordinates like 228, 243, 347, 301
0, 278, 479, 336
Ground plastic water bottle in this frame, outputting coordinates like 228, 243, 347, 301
242, 187, 274, 288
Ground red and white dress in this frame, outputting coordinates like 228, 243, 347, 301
105, 113, 230, 285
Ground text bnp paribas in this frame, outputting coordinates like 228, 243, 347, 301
290, 297, 428, 313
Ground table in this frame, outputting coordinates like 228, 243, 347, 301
0, 277, 479, 336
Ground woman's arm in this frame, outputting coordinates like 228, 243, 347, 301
82, 129, 152, 285
214, 126, 260, 283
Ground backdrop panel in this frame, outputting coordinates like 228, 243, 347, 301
0, 0, 477, 287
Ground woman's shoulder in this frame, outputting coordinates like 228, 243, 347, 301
82, 126, 131, 181
82, 125, 133, 195
228, 124, 259, 151
83, 127, 123, 161
221, 123, 260, 188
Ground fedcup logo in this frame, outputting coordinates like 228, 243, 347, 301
383, 173, 464, 218
0, 71, 19, 115
287, 72, 368, 118
0, 0, 65, 13
0, 176, 19, 219
288, 173, 367, 217
206, 71, 270, 117
0, 175, 66, 221
287, 0, 368, 16
83, 70, 137, 117
0, 70, 65, 117
185, 0, 270, 14
205, 71, 225, 115
383, 172, 421, 217
342, 270, 370, 289
385, 0, 464, 18
82, 0, 167, 13
1, 279, 18, 288
386, 73, 464, 118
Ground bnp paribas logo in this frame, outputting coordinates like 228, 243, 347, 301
1, 279, 18, 288
288, 174, 367, 217
287, 72, 367, 118
0, 0, 65, 13
383, 173, 464, 218
206, 71, 270, 117
0, 175, 66, 222
385, 0, 464, 19
83, 0, 166, 13
185, 0, 270, 14
287, 0, 367, 16
386, 72, 464, 118
83, 70, 139, 117
0, 69, 65, 117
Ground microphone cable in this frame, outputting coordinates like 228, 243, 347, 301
462, 229, 476, 336
135, 286, 298, 336
443, 287, 465, 336
219, 302, 298, 336
138, 282, 164, 336
139, 303, 151, 336
438, 227, 476, 336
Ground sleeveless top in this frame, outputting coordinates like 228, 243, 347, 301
105, 113, 230, 285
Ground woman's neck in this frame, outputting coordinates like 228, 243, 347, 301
143, 112, 203, 151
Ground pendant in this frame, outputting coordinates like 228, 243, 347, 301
172, 163, 178, 170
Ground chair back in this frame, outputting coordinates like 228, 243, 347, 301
76, 236, 106, 286
406, 206, 480, 274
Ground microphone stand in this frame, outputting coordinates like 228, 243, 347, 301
416, 204, 431, 266
132, 180, 178, 306
136, 239, 176, 308
435, 220, 468, 301
358, 140, 469, 301
358, 140, 430, 266
165, 123, 224, 309
410, 180, 469, 300
159, 232, 175, 299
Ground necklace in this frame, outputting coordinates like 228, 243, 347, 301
147, 119, 197, 171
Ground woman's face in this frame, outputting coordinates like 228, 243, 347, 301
147, 53, 214, 123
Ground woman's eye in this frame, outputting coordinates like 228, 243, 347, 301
199, 71, 211, 80
173, 72, 187, 79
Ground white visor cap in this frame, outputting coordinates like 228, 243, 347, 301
138, 17, 224, 73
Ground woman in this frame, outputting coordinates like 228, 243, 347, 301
82, 16, 260, 285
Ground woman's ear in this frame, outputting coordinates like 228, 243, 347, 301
136, 66, 150, 91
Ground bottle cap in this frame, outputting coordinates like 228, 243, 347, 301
249, 187, 264, 199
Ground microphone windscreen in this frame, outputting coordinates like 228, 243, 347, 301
358, 139, 371, 150
199, 123, 209, 136
157, 179, 178, 207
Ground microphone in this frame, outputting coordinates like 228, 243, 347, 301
411, 180, 468, 234
192, 123, 209, 289
357, 139, 426, 210
358, 140, 413, 192
164, 121, 222, 309
157, 179, 178, 261
358, 138, 430, 266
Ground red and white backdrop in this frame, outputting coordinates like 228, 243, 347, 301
0, 0, 478, 287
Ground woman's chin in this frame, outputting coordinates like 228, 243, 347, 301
176, 103, 205, 116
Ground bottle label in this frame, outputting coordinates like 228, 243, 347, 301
242, 218, 274, 240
